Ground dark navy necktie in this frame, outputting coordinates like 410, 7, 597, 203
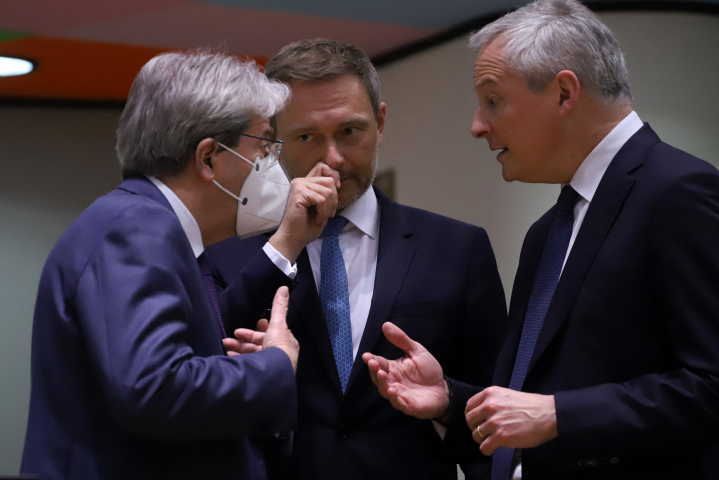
320, 215, 353, 394
491, 185, 580, 480
197, 253, 228, 340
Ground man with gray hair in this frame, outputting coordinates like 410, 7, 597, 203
207, 39, 508, 480
363, 1, 719, 479
21, 50, 340, 480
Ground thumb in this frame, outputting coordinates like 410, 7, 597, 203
382, 322, 420, 356
267, 286, 290, 331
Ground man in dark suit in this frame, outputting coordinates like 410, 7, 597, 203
207, 39, 508, 480
362, 1, 719, 479
20, 50, 340, 480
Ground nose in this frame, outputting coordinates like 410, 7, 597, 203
324, 142, 345, 171
471, 106, 491, 139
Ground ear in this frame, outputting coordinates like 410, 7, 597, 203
195, 138, 219, 182
555, 70, 580, 116
376, 102, 387, 147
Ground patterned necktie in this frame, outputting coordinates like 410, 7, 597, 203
320, 215, 353, 394
197, 253, 228, 340
491, 185, 580, 480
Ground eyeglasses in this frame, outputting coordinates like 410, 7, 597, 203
240, 133, 282, 168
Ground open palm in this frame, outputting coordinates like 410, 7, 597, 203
362, 323, 448, 420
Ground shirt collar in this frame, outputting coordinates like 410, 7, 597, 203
569, 110, 644, 203
337, 186, 379, 239
146, 175, 205, 258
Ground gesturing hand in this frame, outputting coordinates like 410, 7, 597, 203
465, 386, 557, 455
222, 318, 268, 356
269, 162, 340, 264
261, 286, 300, 373
362, 322, 449, 420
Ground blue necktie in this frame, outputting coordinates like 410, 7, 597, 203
491, 185, 579, 480
320, 215, 353, 394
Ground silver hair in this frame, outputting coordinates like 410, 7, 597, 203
117, 50, 291, 178
469, 0, 632, 105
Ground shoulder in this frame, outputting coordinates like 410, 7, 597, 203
50, 189, 185, 272
641, 141, 719, 183
634, 142, 719, 212
378, 192, 487, 239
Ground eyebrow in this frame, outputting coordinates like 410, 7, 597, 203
285, 116, 373, 137
338, 116, 372, 129
474, 78, 499, 89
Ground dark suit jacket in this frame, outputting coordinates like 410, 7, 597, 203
21, 175, 297, 480
448, 125, 719, 479
205, 187, 508, 480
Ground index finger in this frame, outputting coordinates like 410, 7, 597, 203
465, 388, 490, 415
307, 162, 341, 189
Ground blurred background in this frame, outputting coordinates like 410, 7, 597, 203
1, 0, 718, 476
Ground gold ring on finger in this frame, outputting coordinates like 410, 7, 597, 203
477, 426, 485, 438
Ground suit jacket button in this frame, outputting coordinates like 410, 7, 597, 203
589, 458, 599, 467
337, 425, 348, 439
578, 459, 588, 467
610, 457, 621, 464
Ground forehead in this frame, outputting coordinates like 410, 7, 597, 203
283, 75, 373, 120
245, 117, 272, 136
473, 41, 511, 89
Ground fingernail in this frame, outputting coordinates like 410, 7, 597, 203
278, 287, 289, 298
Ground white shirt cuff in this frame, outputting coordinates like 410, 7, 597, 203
262, 242, 298, 280
432, 420, 447, 440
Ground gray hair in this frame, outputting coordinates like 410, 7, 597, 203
117, 50, 291, 178
264, 39, 381, 122
469, 0, 632, 105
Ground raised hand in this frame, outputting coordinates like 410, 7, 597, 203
465, 386, 557, 455
222, 319, 268, 356
269, 162, 340, 263
261, 286, 300, 373
362, 322, 449, 420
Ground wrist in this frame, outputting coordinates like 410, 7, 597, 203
432, 375, 453, 425
269, 232, 303, 265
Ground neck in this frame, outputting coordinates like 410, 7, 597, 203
555, 103, 633, 184
159, 171, 236, 247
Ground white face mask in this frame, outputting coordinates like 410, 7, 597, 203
213, 141, 291, 239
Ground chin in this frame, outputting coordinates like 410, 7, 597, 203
500, 165, 520, 183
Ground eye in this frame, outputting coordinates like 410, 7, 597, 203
343, 127, 357, 136
488, 97, 497, 107
299, 134, 311, 142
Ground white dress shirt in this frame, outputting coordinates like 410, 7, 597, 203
147, 176, 205, 258
306, 187, 380, 361
511, 111, 644, 480
147, 175, 296, 278
562, 111, 644, 271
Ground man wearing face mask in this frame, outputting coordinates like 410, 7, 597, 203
205, 39, 508, 480
20, 50, 339, 480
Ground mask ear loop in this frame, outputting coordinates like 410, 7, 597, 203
213, 140, 256, 205
215, 140, 256, 167
212, 179, 248, 205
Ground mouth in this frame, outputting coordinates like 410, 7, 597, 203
491, 147, 508, 161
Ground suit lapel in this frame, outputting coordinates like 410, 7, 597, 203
291, 249, 344, 396
525, 125, 659, 375
346, 189, 416, 392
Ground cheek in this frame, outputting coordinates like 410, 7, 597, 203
347, 135, 378, 168
281, 146, 316, 177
